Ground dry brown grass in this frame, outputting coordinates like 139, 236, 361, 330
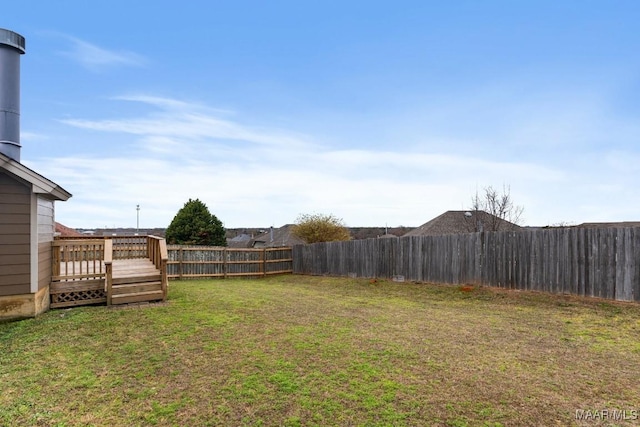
1, 275, 639, 426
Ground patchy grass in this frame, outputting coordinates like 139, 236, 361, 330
1, 276, 640, 426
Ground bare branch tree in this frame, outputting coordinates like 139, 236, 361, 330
467, 185, 524, 232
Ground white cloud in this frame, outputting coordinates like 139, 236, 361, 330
27, 94, 640, 230
60, 99, 314, 150
59, 35, 145, 70
112, 95, 194, 110
20, 131, 49, 142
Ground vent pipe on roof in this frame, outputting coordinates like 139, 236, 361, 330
0, 28, 26, 162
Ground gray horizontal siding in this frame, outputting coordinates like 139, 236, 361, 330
37, 197, 55, 291
38, 242, 51, 291
0, 171, 31, 296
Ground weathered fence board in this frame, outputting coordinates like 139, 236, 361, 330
292, 227, 640, 302
167, 246, 293, 279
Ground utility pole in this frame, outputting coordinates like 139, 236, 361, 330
136, 204, 140, 235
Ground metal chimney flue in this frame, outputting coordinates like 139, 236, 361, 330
0, 28, 26, 162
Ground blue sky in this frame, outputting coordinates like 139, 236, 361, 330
3, 1, 640, 228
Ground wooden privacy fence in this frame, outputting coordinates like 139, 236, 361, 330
293, 227, 640, 302
167, 246, 293, 279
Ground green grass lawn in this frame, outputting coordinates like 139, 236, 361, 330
1, 276, 640, 426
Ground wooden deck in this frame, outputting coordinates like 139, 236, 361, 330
50, 237, 168, 308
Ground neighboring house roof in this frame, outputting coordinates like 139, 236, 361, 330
0, 152, 71, 201
93, 228, 165, 237
577, 222, 640, 228
403, 210, 522, 237
349, 226, 414, 239
251, 224, 305, 248
227, 233, 253, 248
378, 233, 398, 239
55, 222, 84, 237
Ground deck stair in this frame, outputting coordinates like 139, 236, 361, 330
110, 259, 164, 305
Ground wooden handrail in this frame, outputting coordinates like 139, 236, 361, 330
147, 236, 169, 301
104, 239, 113, 306
54, 235, 106, 240
159, 238, 168, 261
159, 238, 168, 300
52, 238, 106, 246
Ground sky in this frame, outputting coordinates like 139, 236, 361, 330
2, 1, 640, 229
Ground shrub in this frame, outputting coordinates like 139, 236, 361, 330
292, 213, 350, 243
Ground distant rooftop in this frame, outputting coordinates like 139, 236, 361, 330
404, 210, 522, 237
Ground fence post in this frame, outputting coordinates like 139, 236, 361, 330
178, 247, 183, 280
263, 248, 267, 277
223, 247, 228, 279
479, 231, 485, 286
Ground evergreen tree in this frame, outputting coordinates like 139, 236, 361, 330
165, 199, 226, 246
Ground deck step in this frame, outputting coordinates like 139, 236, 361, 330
112, 274, 161, 285
112, 281, 162, 295
111, 290, 164, 305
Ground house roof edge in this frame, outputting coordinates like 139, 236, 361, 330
0, 152, 72, 201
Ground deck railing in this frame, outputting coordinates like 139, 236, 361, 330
112, 236, 147, 259
147, 236, 169, 299
52, 239, 106, 281
51, 238, 110, 308
54, 235, 149, 259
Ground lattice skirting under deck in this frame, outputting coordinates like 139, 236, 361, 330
50, 280, 107, 308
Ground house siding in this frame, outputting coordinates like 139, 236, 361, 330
37, 197, 54, 291
0, 172, 31, 297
